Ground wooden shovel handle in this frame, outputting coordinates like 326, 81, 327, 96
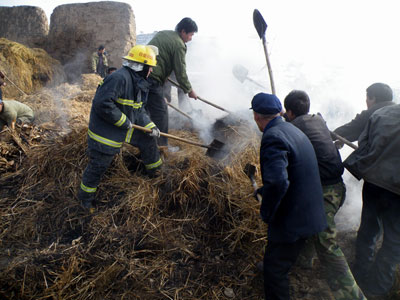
130, 124, 211, 149
167, 78, 231, 114
330, 131, 358, 150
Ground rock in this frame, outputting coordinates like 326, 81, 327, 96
224, 287, 235, 298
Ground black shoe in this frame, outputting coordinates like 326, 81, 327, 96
81, 199, 93, 209
145, 166, 163, 178
81, 199, 96, 213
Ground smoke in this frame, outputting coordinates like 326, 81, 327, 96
63, 51, 89, 83
179, 7, 400, 232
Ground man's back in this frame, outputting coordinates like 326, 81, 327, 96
334, 102, 394, 141
148, 30, 191, 93
344, 104, 400, 195
260, 117, 327, 242
291, 114, 344, 185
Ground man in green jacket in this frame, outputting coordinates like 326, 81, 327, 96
0, 99, 34, 130
146, 17, 198, 149
91, 45, 109, 78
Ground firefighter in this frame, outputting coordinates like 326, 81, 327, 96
78, 45, 162, 210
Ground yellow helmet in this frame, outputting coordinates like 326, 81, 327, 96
123, 45, 158, 66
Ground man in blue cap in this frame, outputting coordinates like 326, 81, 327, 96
251, 92, 327, 300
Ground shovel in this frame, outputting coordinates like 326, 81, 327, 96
130, 124, 227, 159
330, 131, 358, 150
167, 78, 232, 114
0, 70, 27, 96
165, 99, 193, 121
244, 163, 262, 202
253, 9, 276, 95
232, 64, 265, 89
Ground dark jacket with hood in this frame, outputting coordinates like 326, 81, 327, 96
259, 116, 327, 243
291, 114, 344, 186
344, 104, 400, 196
87, 66, 155, 155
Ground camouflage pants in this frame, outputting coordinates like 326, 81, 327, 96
299, 182, 366, 300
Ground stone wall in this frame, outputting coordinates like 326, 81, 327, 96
0, 6, 48, 48
47, 1, 136, 80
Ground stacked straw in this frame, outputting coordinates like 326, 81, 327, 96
0, 119, 270, 299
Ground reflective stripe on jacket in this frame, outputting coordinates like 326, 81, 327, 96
87, 67, 155, 155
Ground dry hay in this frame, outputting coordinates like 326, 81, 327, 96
0, 73, 99, 180
0, 38, 66, 99
12, 73, 99, 131
0, 114, 269, 299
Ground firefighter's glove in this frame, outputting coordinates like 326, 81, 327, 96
149, 127, 161, 138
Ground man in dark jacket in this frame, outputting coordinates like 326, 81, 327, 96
252, 92, 327, 300
284, 90, 366, 300
78, 45, 162, 210
146, 17, 198, 149
344, 104, 400, 298
333, 82, 394, 145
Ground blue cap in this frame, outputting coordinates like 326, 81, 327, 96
0, 99, 2, 104
250, 92, 282, 115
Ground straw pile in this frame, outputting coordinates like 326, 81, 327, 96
2, 42, 395, 299
0, 57, 274, 298
0, 38, 66, 99
0, 116, 269, 299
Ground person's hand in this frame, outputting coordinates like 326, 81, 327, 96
253, 187, 263, 202
149, 127, 161, 138
334, 140, 344, 149
188, 90, 198, 100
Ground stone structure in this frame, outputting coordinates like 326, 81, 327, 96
0, 2, 136, 82
0, 6, 48, 48
47, 1, 136, 80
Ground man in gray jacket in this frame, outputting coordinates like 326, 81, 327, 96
333, 82, 394, 145
344, 103, 400, 298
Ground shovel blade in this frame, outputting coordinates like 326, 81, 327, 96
244, 163, 256, 179
253, 9, 267, 39
205, 139, 227, 159
232, 64, 249, 83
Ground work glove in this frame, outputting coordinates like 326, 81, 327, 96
149, 127, 161, 138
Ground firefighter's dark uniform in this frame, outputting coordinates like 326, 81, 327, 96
78, 66, 162, 204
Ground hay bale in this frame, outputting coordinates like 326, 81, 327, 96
0, 121, 268, 299
0, 38, 66, 99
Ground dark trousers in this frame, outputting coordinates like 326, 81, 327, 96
78, 149, 115, 201
147, 80, 168, 146
353, 181, 400, 295
263, 238, 306, 300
